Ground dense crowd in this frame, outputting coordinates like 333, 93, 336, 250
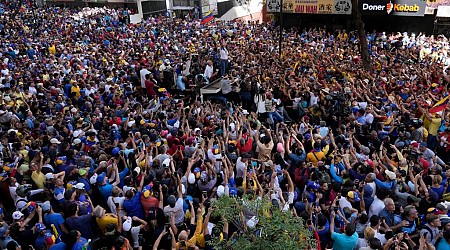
1, 0, 450, 250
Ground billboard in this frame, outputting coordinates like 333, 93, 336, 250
360, 0, 426, 16
267, 0, 351, 14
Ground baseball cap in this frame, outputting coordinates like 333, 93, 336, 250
123, 217, 132, 231
26, 201, 36, 214
12, 211, 24, 220
45, 173, 54, 180
78, 168, 87, 176
41, 201, 51, 213
96, 172, 106, 184
45, 233, 56, 246
75, 183, 85, 190
35, 222, 46, 233
50, 138, 61, 144
347, 191, 361, 202
143, 190, 152, 198
385, 170, 396, 180
306, 181, 320, 190
188, 173, 196, 184
72, 138, 82, 146
89, 173, 98, 184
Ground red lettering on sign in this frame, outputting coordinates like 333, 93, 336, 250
306, 5, 317, 13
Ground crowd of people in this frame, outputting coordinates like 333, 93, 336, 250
1, 0, 450, 250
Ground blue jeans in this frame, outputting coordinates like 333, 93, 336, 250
268, 111, 284, 129
220, 59, 228, 76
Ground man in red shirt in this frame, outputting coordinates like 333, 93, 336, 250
144, 73, 158, 97
140, 185, 163, 217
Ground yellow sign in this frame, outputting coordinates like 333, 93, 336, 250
293, 0, 334, 13
283, 0, 295, 13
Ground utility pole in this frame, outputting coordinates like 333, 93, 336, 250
278, 0, 283, 58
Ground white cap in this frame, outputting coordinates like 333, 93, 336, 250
16, 201, 27, 211
194, 128, 201, 133
123, 217, 132, 231
12, 211, 24, 220
90, 173, 98, 184
73, 130, 83, 138
188, 173, 196, 184
45, 173, 54, 180
242, 110, 249, 115
217, 185, 225, 197
72, 138, 82, 145
127, 121, 135, 127
71, 108, 78, 113
50, 138, 61, 144
162, 158, 171, 167
7, 129, 18, 134
134, 167, 141, 175
75, 183, 85, 190
385, 170, 396, 180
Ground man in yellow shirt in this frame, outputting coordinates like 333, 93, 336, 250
423, 108, 442, 151
71, 82, 81, 99
93, 205, 118, 234
31, 153, 46, 189
306, 134, 329, 167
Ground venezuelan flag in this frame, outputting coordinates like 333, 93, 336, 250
429, 95, 450, 113
200, 10, 214, 25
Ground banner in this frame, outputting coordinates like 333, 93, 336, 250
294, 0, 334, 14
267, 0, 351, 13
360, 0, 426, 16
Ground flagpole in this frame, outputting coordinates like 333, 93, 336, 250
278, 0, 283, 59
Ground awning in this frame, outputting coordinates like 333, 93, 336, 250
437, 6, 450, 17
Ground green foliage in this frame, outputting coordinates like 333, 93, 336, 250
209, 195, 315, 250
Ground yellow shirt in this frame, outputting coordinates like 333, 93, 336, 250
31, 171, 45, 189
71, 85, 81, 99
96, 214, 118, 234
175, 216, 203, 249
428, 117, 442, 136
306, 150, 326, 166
49, 45, 56, 55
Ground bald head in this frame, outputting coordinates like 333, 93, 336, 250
178, 230, 188, 241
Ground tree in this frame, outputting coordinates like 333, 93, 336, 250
209, 195, 315, 250
351, 0, 371, 71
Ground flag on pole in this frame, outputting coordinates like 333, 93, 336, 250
429, 95, 450, 113
200, 10, 214, 25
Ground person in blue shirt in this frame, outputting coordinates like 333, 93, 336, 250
97, 162, 121, 201
77, 169, 91, 194
42, 201, 69, 237
374, 169, 396, 190
123, 171, 146, 220
69, 230, 90, 250
34, 222, 52, 250
437, 229, 450, 250
330, 210, 358, 250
